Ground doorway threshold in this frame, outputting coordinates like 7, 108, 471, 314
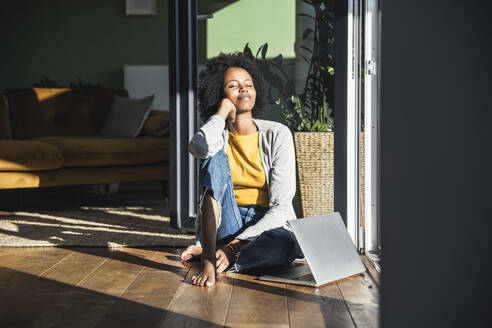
361, 252, 381, 288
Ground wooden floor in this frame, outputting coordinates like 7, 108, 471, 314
0, 247, 379, 327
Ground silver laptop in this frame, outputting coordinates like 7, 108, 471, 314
258, 212, 366, 287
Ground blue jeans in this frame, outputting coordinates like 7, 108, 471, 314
198, 149, 303, 272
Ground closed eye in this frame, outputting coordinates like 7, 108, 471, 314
227, 84, 253, 88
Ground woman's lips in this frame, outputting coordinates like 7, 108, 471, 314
237, 95, 251, 101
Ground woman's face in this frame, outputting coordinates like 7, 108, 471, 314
222, 67, 257, 113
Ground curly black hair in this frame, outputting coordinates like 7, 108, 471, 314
197, 52, 268, 120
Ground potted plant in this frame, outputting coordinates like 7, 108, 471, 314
244, 0, 335, 217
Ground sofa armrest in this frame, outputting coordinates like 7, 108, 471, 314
0, 140, 63, 171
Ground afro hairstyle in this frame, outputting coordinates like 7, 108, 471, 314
197, 52, 268, 121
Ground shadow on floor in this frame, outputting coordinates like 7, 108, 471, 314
0, 267, 222, 328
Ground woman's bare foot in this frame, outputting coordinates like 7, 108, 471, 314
191, 258, 216, 286
181, 245, 203, 261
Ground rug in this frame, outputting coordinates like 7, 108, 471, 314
0, 190, 195, 247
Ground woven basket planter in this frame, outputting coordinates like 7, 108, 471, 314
293, 132, 334, 217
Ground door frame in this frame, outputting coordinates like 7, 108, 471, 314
346, 0, 380, 252
168, 0, 198, 230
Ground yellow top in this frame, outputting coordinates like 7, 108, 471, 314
226, 131, 269, 208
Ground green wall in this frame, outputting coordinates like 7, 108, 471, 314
0, 0, 171, 90
206, 0, 295, 59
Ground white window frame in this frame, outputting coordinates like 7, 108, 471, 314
347, 0, 361, 248
363, 0, 380, 253
347, 0, 380, 252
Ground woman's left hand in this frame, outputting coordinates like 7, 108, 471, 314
216, 245, 235, 274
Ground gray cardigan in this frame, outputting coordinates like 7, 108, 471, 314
188, 114, 297, 240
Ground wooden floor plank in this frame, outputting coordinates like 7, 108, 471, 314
95, 249, 191, 328
112, 247, 157, 260
60, 248, 117, 263
0, 247, 72, 289
160, 261, 234, 328
225, 272, 289, 328
41, 256, 106, 285
35, 253, 147, 327
337, 273, 380, 328
142, 247, 185, 273
7, 248, 161, 328
77, 255, 144, 296
0, 248, 30, 267
18, 261, 110, 328
95, 271, 186, 328
0, 248, 74, 328
285, 281, 356, 328
0, 269, 113, 328
62, 247, 157, 264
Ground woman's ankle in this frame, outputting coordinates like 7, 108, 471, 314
202, 249, 216, 262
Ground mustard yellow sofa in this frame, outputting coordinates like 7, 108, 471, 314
0, 87, 169, 190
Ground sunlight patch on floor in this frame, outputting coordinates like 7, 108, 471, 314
13, 212, 126, 229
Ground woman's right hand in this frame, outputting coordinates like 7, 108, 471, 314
216, 98, 236, 124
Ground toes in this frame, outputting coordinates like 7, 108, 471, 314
191, 275, 215, 287
192, 275, 201, 285
181, 245, 202, 262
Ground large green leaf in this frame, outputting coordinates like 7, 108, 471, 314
297, 13, 315, 20
272, 54, 283, 66
302, 28, 314, 40
243, 43, 253, 59
255, 43, 265, 58
299, 45, 313, 54
261, 43, 268, 60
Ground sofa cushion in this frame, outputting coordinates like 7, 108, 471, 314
100, 95, 154, 137
138, 110, 170, 137
5, 87, 128, 139
35, 136, 168, 167
0, 95, 12, 139
0, 140, 64, 171
0, 163, 168, 189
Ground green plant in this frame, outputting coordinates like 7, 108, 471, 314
244, 0, 335, 132
277, 93, 333, 132
300, 0, 335, 131
243, 43, 295, 109
33, 76, 100, 88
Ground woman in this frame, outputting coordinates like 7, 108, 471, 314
182, 53, 303, 287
